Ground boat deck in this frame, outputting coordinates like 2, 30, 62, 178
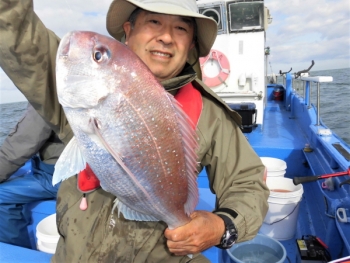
248, 100, 309, 177
200, 99, 310, 263
199, 95, 349, 262
1, 92, 349, 262
249, 101, 307, 149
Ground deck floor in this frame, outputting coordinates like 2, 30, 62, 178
242, 98, 349, 262
249, 100, 306, 263
2, 99, 347, 262
247, 100, 307, 152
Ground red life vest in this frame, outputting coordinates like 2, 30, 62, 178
77, 82, 202, 193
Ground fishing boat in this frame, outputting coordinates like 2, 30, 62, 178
1, 0, 349, 262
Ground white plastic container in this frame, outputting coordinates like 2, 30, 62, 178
36, 213, 60, 254
260, 157, 287, 177
259, 177, 304, 240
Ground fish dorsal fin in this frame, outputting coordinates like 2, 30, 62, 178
173, 83, 201, 215
53, 136, 86, 185
113, 198, 159, 222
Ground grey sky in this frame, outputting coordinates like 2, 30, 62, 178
0, 0, 349, 103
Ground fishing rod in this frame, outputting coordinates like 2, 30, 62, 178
294, 60, 315, 79
293, 167, 350, 186
279, 67, 292, 76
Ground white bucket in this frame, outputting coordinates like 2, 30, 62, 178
259, 177, 303, 240
36, 213, 60, 254
260, 157, 287, 177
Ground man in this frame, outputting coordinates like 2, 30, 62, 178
0, 0, 269, 262
0, 103, 64, 248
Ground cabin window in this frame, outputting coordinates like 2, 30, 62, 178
198, 3, 226, 35
228, 1, 264, 32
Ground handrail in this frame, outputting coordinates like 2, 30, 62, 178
285, 73, 333, 126
300, 76, 333, 82
300, 76, 333, 126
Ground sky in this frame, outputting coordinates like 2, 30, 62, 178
0, 0, 349, 104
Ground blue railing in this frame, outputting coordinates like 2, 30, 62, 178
284, 72, 333, 126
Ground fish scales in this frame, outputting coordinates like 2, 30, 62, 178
54, 31, 199, 229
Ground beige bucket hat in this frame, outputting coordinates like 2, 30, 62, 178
106, 0, 218, 57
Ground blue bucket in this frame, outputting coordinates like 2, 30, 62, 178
227, 234, 286, 263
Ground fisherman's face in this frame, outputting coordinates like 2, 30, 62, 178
123, 11, 195, 82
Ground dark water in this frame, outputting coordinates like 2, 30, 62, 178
0, 68, 349, 146
309, 68, 350, 145
0, 101, 28, 145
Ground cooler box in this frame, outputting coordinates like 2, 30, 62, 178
227, 103, 257, 133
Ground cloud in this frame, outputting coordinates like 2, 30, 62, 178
1, 0, 349, 104
0, 68, 27, 103
0, 69, 16, 91
0, 0, 111, 104
34, 0, 110, 38
265, 0, 350, 71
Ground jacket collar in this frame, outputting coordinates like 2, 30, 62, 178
161, 63, 197, 94
161, 63, 242, 127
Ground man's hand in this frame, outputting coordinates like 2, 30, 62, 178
164, 210, 225, 256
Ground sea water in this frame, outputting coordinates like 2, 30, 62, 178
230, 243, 281, 263
0, 68, 349, 146
0, 101, 28, 145
304, 68, 349, 145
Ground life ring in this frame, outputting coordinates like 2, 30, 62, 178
199, 49, 230, 88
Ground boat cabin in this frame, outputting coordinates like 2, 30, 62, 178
198, 0, 272, 128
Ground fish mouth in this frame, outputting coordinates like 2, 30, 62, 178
58, 32, 74, 57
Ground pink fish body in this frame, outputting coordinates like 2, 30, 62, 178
53, 31, 199, 229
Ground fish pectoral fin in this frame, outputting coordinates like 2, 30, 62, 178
91, 117, 153, 202
116, 200, 159, 222
91, 117, 124, 161
53, 136, 86, 185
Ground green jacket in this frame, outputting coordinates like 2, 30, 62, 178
0, 1, 269, 262
0, 103, 64, 182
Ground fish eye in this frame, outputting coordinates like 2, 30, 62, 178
93, 46, 111, 63
94, 51, 103, 62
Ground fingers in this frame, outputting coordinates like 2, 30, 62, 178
166, 234, 204, 255
164, 222, 192, 241
164, 211, 224, 255
164, 212, 202, 255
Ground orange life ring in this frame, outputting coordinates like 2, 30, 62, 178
199, 49, 230, 88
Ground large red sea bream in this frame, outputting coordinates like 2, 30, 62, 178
53, 31, 199, 229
